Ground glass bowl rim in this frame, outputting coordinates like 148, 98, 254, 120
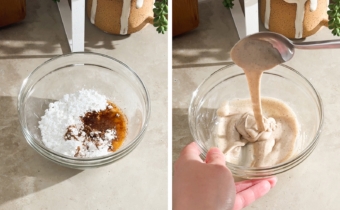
188, 62, 324, 172
17, 52, 151, 161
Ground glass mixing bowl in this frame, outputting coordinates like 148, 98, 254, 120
18, 52, 150, 169
189, 63, 323, 179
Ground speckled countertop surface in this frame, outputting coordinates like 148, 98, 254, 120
173, 0, 340, 209
0, 0, 167, 209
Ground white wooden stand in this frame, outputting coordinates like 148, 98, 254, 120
230, 0, 259, 39
57, 0, 85, 52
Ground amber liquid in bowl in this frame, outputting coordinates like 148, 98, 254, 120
64, 100, 128, 157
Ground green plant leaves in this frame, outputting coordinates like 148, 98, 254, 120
223, 0, 234, 8
328, 0, 340, 36
154, 0, 168, 34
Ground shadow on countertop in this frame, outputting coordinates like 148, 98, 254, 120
0, 0, 69, 58
172, 0, 239, 65
0, 96, 81, 206
0, 0, 133, 60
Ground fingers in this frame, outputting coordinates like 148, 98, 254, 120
178, 142, 203, 162
177, 143, 226, 166
235, 177, 277, 193
205, 147, 226, 166
233, 179, 277, 210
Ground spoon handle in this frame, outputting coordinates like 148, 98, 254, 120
293, 40, 340, 49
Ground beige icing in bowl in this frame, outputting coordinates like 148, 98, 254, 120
188, 63, 323, 178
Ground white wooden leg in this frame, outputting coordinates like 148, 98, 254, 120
230, 0, 259, 39
57, 0, 85, 52
71, 0, 85, 52
244, 0, 259, 35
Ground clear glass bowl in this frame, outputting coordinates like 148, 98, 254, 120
18, 52, 150, 169
189, 63, 323, 179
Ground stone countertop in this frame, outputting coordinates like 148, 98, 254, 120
0, 0, 167, 209
173, 0, 340, 209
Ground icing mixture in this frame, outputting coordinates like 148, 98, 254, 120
38, 89, 127, 158
216, 38, 300, 167
216, 98, 298, 167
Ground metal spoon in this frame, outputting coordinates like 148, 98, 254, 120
244, 31, 340, 62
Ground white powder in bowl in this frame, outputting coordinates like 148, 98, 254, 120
38, 89, 116, 157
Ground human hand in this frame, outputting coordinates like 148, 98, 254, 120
173, 142, 277, 210
233, 177, 277, 210
173, 142, 236, 210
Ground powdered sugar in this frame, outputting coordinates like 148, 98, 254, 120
38, 89, 116, 157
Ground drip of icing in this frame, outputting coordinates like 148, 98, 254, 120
90, 0, 98, 24
264, 0, 271, 29
136, 0, 144, 9
310, 0, 318, 11
284, 0, 308, 38
295, 1, 307, 38
120, 0, 131, 35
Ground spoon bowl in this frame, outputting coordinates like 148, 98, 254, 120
242, 31, 340, 62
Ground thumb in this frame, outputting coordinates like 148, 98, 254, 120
205, 147, 226, 165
